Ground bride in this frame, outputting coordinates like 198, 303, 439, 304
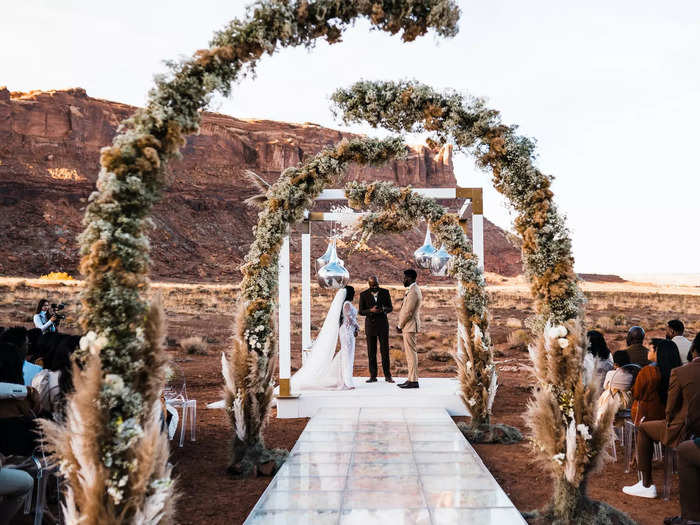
291, 285, 359, 391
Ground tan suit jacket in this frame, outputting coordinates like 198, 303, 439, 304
664, 358, 700, 447
398, 283, 422, 333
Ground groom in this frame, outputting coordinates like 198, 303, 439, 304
359, 276, 394, 383
397, 269, 422, 389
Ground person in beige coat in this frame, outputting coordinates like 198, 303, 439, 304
396, 269, 422, 389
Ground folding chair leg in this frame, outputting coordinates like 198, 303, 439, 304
34, 471, 48, 525
179, 404, 187, 448
190, 400, 197, 442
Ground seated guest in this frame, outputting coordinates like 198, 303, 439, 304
32, 342, 74, 418
625, 326, 650, 366
597, 350, 635, 415
0, 341, 40, 457
584, 330, 614, 390
631, 339, 681, 426
0, 327, 41, 385
33, 299, 57, 334
666, 319, 692, 363
0, 457, 35, 524
623, 338, 688, 498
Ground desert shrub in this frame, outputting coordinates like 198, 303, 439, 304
427, 350, 453, 362
507, 329, 530, 349
613, 313, 627, 326
181, 336, 207, 355
595, 316, 615, 330
505, 317, 522, 328
389, 348, 405, 364
425, 330, 442, 340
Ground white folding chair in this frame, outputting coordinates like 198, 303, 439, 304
163, 362, 197, 447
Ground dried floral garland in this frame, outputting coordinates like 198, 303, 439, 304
223, 137, 408, 475
331, 80, 632, 523
47, 2, 460, 522
345, 180, 498, 427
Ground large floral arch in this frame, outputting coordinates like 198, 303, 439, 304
331, 80, 633, 523
45, 3, 460, 523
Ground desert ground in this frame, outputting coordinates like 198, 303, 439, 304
2, 275, 699, 525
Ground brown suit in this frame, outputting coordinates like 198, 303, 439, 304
626, 343, 650, 366
636, 358, 700, 486
398, 283, 422, 382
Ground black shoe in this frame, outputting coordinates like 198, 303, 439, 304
400, 381, 419, 389
385, 377, 394, 383
397, 381, 410, 388
366, 377, 377, 383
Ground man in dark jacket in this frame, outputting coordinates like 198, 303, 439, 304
625, 326, 650, 366
358, 276, 393, 383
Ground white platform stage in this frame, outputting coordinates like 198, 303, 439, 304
277, 377, 470, 419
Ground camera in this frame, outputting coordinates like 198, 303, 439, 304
51, 302, 67, 320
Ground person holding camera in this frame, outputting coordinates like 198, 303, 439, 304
33, 299, 58, 334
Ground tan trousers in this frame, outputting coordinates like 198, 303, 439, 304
402, 331, 418, 382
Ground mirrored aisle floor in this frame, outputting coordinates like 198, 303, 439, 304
244, 407, 526, 525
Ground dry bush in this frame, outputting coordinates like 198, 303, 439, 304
427, 350, 453, 362
505, 317, 522, 328
181, 336, 208, 355
425, 330, 442, 340
595, 316, 615, 331
390, 348, 405, 364
507, 328, 530, 350
613, 313, 627, 326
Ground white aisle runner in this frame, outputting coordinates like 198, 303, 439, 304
244, 407, 526, 524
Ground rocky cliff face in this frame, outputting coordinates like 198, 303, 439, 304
0, 87, 522, 281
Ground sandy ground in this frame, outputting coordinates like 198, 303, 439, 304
2, 277, 699, 524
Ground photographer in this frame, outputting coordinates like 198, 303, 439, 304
33, 299, 62, 334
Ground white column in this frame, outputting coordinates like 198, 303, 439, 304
473, 214, 484, 272
301, 221, 312, 362
278, 235, 292, 396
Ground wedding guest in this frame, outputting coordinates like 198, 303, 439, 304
397, 269, 422, 389
0, 458, 34, 525
358, 276, 393, 383
584, 330, 613, 390
625, 335, 699, 500
666, 319, 692, 363
625, 326, 649, 366
630, 339, 681, 426
0, 327, 41, 386
597, 350, 635, 415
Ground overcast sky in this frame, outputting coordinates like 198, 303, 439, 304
2, 0, 698, 275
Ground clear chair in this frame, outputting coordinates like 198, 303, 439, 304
662, 445, 679, 501
163, 361, 197, 447
623, 419, 637, 473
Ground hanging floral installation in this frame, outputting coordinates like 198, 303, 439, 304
224, 136, 408, 475
331, 80, 633, 524
345, 180, 510, 438
43, 2, 460, 522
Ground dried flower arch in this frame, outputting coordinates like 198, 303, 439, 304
45, 2, 461, 523
331, 80, 634, 523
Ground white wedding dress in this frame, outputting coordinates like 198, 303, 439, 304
291, 288, 358, 391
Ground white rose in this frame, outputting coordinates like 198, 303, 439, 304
548, 325, 568, 339
80, 331, 97, 352
558, 338, 570, 349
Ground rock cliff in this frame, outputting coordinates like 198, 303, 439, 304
0, 87, 522, 281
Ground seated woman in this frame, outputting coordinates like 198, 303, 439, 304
584, 330, 614, 390
32, 342, 75, 419
631, 339, 681, 426
597, 350, 635, 417
0, 334, 40, 457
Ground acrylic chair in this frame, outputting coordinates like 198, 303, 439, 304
163, 361, 197, 447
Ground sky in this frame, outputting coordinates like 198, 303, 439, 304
2, 0, 698, 275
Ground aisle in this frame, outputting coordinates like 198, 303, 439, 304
244, 407, 525, 524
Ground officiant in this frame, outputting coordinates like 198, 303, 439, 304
359, 276, 394, 383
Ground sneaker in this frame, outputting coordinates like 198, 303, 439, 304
622, 480, 657, 498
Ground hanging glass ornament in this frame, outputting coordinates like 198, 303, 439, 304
316, 237, 343, 273
413, 223, 437, 269
430, 243, 452, 276
317, 239, 350, 288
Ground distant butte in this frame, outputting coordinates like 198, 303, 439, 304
0, 87, 522, 281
